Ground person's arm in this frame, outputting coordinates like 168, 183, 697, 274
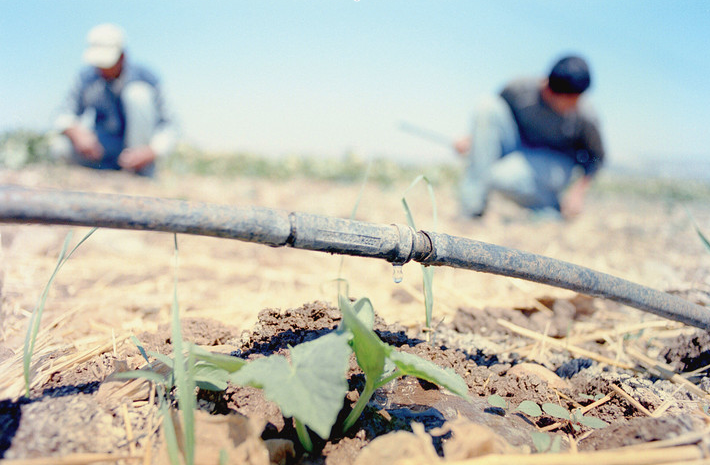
561, 175, 592, 218
56, 73, 105, 161
63, 125, 103, 160
118, 78, 178, 171
116, 146, 155, 170
562, 106, 604, 218
453, 136, 471, 156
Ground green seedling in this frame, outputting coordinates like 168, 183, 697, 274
487, 394, 508, 410
231, 295, 470, 447
123, 294, 470, 453
116, 235, 198, 465
487, 395, 542, 417
542, 402, 609, 430
23, 228, 97, 396
119, 234, 250, 465
530, 431, 563, 453
487, 396, 559, 453
119, 339, 248, 463
169, 235, 196, 464
487, 395, 608, 430
486, 396, 607, 453
488, 394, 609, 453
339, 295, 469, 432
401, 175, 437, 331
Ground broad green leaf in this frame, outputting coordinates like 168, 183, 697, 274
542, 402, 570, 420
191, 345, 246, 373
516, 400, 542, 417
193, 362, 230, 391
386, 349, 469, 399
353, 297, 376, 330
550, 435, 562, 453
229, 331, 351, 439
487, 394, 507, 409
339, 295, 386, 381
531, 432, 551, 453
579, 415, 609, 429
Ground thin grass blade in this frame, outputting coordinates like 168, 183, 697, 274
169, 234, 195, 465
684, 206, 710, 252
401, 175, 437, 329
23, 227, 97, 396
113, 369, 169, 385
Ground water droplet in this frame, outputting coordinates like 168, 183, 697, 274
392, 264, 403, 283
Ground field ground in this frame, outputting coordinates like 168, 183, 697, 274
1, 162, 709, 463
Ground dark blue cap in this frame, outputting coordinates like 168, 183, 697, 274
548, 55, 591, 94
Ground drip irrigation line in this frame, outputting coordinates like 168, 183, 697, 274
1, 185, 708, 330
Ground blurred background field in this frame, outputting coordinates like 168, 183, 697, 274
1, 126, 709, 353
2, 128, 710, 202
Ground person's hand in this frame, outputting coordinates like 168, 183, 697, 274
65, 126, 103, 161
561, 176, 592, 219
454, 137, 471, 156
118, 146, 156, 171
561, 190, 584, 219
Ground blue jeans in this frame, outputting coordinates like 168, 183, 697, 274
458, 95, 576, 216
49, 81, 160, 177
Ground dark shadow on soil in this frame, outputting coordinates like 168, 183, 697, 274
0, 382, 100, 458
457, 346, 501, 368
37, 382, 101, 398
240, 327, 425, 358
239, 327, 336, 357
0, 398, 25, 457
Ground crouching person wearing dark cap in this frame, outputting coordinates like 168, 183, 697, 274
455, 55, 605, 219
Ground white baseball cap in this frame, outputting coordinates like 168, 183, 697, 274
82, 23, 125, 68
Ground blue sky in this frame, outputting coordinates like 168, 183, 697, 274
2, 1, 709, 172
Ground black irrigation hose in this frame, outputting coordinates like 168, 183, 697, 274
1, 185, 709, 330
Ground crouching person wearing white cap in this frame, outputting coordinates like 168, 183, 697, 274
50, 23, 177, 176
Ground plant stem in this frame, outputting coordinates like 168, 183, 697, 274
295, 419, 313, 452
343, 381, 376, 432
